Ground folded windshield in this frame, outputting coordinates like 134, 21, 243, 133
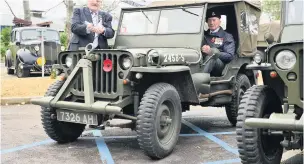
119, 6, 204, 35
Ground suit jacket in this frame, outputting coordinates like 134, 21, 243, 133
68, 7, 115, 51
203, 27, 235, 64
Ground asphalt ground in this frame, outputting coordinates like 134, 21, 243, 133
1, 104, 303, 164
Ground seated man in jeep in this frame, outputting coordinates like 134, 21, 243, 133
201, 10, 235, 76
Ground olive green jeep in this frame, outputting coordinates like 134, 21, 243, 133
32, 0, 261, 159
236, 0, 303, 163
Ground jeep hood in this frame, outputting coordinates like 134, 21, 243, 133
125, 48, 201, 64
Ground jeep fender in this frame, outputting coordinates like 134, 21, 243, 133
16, 49, 38, 65
130, 66, 200, 104
240, 63, 258, 85
5, 49, 13, 67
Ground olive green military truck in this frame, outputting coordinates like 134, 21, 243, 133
32, 0, 262, 159
236, 0, 303, 163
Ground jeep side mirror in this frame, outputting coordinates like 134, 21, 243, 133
264, 33, 274, 45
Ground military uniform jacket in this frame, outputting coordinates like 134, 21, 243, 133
203, 27, 235, 63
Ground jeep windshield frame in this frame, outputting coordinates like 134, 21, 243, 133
114, 4, 206, 50
284, 0, 303, 25
118, 6, 204, 35
279, 0, 303, 43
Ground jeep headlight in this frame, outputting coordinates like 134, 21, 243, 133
275, 50, 296, 70
254, 53, 262, 64
61, 46, 65, 51
122, 57, 131, 69
34, 45, 39, 51
65, 56, 73, 68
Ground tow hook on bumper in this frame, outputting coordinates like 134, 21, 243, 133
245, 113, 303, 131
31, 97, 122, 114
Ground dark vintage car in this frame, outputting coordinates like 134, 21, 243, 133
5, 26, 64, 78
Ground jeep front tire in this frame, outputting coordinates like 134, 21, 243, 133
136, 83, 182, 159
236, 85, 284, 164
41, 80, 86, 143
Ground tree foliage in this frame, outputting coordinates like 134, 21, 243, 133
60, 31, 68, 49
0, 27, 12, 58
261, 0, 281, 20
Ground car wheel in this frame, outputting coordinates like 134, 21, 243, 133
7, 68, 14, 75
41, 80, 86, 143
136, 83, 182, 159
15, 60, 30, 78
225, 73, 251, 126
6, 58, 14, 75
236, 85, 284, 164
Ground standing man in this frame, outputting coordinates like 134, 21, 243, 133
68, 0, 115, 50
201, 10, 235, 76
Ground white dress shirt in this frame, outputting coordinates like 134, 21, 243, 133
86, 10, 106, 37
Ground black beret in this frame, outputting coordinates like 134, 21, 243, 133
206, 10, 221, 19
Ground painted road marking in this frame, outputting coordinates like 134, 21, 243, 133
0, 139, 54, 155
93, 130, 115, 164
182, 119, 239, 155
1, 120, 239, 164
210, 131, 235, 135
202, 158, 241, 164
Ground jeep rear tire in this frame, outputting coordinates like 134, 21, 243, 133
236, 85, 284, 164
136, 83, 182, 159
225, 73, 251, 126
41, 80, 86, 143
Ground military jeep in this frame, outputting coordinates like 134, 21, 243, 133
32, 0, 261, 159
236, 0, 303, 163
4, 26, 63, 78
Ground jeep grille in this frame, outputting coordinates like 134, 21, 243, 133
70, 53, 120, 99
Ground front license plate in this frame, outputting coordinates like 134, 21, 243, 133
56, 109, 98, 125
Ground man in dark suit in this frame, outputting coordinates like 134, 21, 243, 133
202, 10, 235, 76
68, 0, 115, 50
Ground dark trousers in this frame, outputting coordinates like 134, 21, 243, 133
203, 58, 225, 76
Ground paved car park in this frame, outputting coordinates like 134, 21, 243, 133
1, 104, 302, 164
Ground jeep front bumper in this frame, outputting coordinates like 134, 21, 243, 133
31, 97, 122, 114
245, 113, 303, 131
31, 58, 125, 115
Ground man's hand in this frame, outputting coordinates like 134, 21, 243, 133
94, 26, 105, 34
87, 23, 95, 32
202, 45, 211, 55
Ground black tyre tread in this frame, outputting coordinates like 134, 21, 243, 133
7, 69, 14, 75
226, 73, 251, 126
41, 80, 85, 143
236, 85, 283, 164
136, 83, 181, 159
15, 60, 30, 78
